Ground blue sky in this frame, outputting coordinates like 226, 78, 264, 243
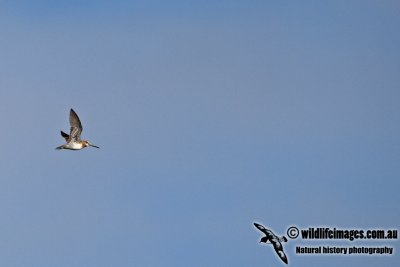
0, 1, 399, 266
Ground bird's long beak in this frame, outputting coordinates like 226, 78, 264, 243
89, 144, 100, 148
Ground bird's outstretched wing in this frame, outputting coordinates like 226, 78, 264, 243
254, 222, 269, 235
69, 108, 83, 141
60, 131, 69, 141
272, 242, 288, 264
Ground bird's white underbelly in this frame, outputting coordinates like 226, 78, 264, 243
67, 142, 83, 150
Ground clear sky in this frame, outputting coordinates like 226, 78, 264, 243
0, 1, 398, 266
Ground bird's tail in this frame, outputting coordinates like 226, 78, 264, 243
55, 145, 65, 150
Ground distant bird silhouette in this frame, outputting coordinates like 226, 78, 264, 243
254, 222, 288, 264
56, 108, 99, 150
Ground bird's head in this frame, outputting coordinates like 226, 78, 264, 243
83, 140, 99, 148
259, 236, 269, 243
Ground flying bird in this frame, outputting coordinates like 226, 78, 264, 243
254, 222, 288, 264
56, 108, 99, 150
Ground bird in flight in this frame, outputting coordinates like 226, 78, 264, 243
254, 222, 288, 264
56, 108, 99, 150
